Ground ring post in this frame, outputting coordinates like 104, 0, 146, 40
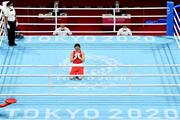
54, 4, 58, 30
167, 1, 174, 36
113, 8, 116, 32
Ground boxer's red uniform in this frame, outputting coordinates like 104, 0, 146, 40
70, 50, 84, 75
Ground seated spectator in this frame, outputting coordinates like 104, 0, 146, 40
49, 0, 65, 16
111, 1, 126, 16
117, 26, 132, 36
53, 24, 72, 36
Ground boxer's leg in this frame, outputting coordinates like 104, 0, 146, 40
77, 67, 84, 80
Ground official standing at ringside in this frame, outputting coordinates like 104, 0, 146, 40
4, 1, 18, 46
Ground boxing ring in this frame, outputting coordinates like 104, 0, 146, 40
0, 2, 180, 120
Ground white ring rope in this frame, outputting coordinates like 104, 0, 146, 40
0, 10, 5, 47
174, 8, 180, 48
14, 7, 167, 10
174, 25, 180, 39
0, 10, 3, 29
0, 24, 5, 35
0, 27, 4, 36
0, 18, 5, 29
12, 7, 167, 34
0, 94, 179, 96
0, 32, 5, 46
0, 84, 180, 87
174, 17, 180, 32
0, 9, 3, 18
0, 74, 179, 77
16, 15, 167, 18
174, 17, 180, 49
15, 31, 166, 33
0, 64, 180, 67
18, 23, 166, 26
174, 34, 180, 48
174, 18, 180, 36
174, 8, 180, 24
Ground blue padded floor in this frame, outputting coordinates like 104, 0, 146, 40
0, 36, 180, 120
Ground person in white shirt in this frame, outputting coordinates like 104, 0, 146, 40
4, 1, 18, 46
117, 26, 132, 36
53, 24, 72, 36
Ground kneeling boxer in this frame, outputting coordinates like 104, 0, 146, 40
70, 43, 85, 80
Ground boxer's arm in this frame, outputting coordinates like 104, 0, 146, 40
78, 52, 85, 62
70, 52, 74, 62
70, 52, 77, 62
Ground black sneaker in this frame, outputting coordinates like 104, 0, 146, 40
76, 76, 82, 80
75, 76, 79, 79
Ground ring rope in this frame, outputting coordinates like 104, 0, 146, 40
174, 17, 180, 32
14, 7, 167, 10
0, 74, 179, 77
13, 6, 167, 35
0, 11, 5, 47
174, 34, 180, 48
174, 8, 180, 48
174, 26, 180, 39
18, 23, 166, 26
0, 18, 4, 28
174, 8, 180, 23
16, 15, 167, 18
0, 94, 179, 96
15, 31, 166, 34
0, 9, 3, 18
0, 84, 180, 87
0, 32, 5, 47
0, 64, 180, 67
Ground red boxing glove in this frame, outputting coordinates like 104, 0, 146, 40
0, 98, 17, 108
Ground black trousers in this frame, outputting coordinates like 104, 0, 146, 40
7, 21, 16, 45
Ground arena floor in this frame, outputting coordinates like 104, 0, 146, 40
0, 36, 180, 119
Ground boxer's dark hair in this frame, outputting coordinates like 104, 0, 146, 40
74, 43, 81, 48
